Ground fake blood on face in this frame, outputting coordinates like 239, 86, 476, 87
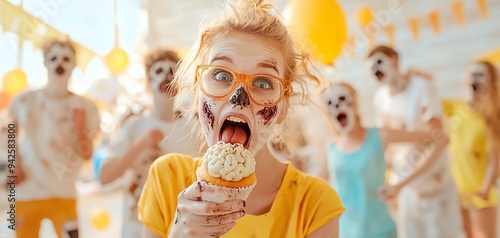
203, 100, 215, 130
257, 105, 277, 126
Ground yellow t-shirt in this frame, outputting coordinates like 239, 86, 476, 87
443, 100, 497, 208
138, 153, 344, 237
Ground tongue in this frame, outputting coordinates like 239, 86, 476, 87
221, 125, 248, 144
339, 117, 347, 127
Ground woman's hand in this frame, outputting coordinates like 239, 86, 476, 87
476, 189, 490, 200
169, 181, 246, 238
378, 184, 402, 202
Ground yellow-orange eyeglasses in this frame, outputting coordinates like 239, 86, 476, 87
195, 65, 291, 107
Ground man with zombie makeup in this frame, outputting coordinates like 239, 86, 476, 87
446, 61, 499, 238
324, 82, 451, 238
138, 1, 344, 237
99, 48, 204, 238
8, 38, 101, 238
365, 45, 464, 238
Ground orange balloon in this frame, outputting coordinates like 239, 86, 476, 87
357, 7, 373, 27
2, 69, 28, 97
0, 91, 11, 110
283, 0, 347, 65
105, 48, 129, 74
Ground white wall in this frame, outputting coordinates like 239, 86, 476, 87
331, 0, 500, 126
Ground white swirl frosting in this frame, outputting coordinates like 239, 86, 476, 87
202, 142, 256, 182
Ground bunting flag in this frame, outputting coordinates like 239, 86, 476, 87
407, 18, 419, 40
475, 0, 489, 18
384, 24, 396, 47
428, 10, 440, 34
0, 0, 97, 72
451, 2, 466, 27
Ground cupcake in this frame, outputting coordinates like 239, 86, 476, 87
196, 141, 257, 202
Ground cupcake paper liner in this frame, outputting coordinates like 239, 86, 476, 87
196, 170, 257, 203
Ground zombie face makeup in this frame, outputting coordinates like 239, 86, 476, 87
44, 44, 76, 94
147, 59, 178, 120
324, 85, 356, 134
197, 33, 286, 155
366, 52, 400, 86
465, 63, 492, 108
148, 60, 176, 96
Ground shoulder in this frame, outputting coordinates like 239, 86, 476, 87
123, 115, 167, 133
12, 90, 37, 104
410, 76, 436, 92
122, 114, 146, 127
8, 90, 38, 118
289, 166, 342, 206
286, 166, 344, 234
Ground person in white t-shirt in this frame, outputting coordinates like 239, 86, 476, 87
99, 48, 204, 238
8, 38, 101, 238
366, 45, 465, 238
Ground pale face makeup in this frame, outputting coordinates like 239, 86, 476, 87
148, 60, 176, 96
44, 44, 76, 94
148, 59, 177, 120
366, 52, 400, 86
324, 85, 356, 135
465, 63, 492, 108
198, 33, 286, 155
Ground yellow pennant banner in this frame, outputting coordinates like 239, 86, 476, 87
475, 0, 489, 18
0, 0, 97, 72
384, 24, 396, 47
451, 2, 466, 27
407, 18, 419, 40
428, 10, 440, 34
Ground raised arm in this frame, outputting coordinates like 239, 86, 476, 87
99, 129, 163, 184
379, 119, 449, 200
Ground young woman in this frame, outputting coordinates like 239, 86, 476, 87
324, 82, 450, 238
138, 1, 344, 237
446, 61, 499, 238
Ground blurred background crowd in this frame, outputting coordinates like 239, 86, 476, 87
0, 0, 499, 237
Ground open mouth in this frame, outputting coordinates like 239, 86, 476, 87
337, 112, 348, 127
471, 82, 481, 93
375, 71, 384, 81
159, 78, 172, 93
55, 66, 65, 75
220, 116, 251, 148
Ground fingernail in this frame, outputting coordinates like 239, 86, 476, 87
242, 200, 246, 207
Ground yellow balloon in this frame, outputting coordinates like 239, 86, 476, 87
90, 208, 111, 230
105, 47, 129, 74
2, 69, 28, 97
357, 7, 373, 27
283, 0, 347, 65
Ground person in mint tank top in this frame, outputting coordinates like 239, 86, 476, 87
323, 82, 450, 238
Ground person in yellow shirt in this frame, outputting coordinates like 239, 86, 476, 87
138, 0, 344, 237
443, 60, 499, 238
